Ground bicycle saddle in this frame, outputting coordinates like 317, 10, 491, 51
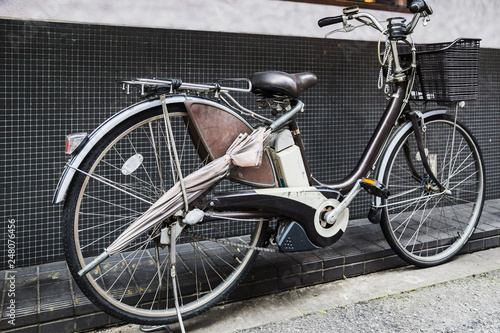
249, 71, 318, 99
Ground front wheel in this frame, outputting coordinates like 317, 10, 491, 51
63, 104, 268, 325
380, 114, 485, 267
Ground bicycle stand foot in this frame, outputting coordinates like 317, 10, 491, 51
139, 325, 173, 333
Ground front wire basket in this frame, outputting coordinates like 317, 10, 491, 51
403, 38, 481, 103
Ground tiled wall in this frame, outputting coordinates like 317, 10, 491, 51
1, 18, 499, 269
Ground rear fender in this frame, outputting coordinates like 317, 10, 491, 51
53, 95, 278, 204
53, 96, 185, 204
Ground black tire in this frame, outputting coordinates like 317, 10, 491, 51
380, 114, 485, 267
63, 104, 267, 325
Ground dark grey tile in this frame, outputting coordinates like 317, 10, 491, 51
39, 261, 68, 273
480, 210, 500, 222
74, 312, 110, 332
364, 258, 385, 274
480, 223, 500, 238
301, 271, 323, 285
357, 230, 386, 243
313, 247, 344, 269
468, 239, 485, 252
9, 287, 37, 301
341, 234, 367, 249
73, 293, 99, 316
39, 318, 74, 333
0, 323, 38, 333
12, 274, 37, 290
290, 252, 323, 273
343, 252, 366, 265
252, 279, 278, 297
228, 283, 252, 302
278, 274, 301, 290
333, 240, 365, 264
383, 255, 407, 270
359, 223, 383, 233
323, 266, 344, 282
251, 257, 278, 282
4, 297, 38, 328
39, 294, 74, 323
344, 262, 364, 278
38, 269, 69, 286
359, 243, 386, 261
470, 229, 485, 240
345, 225, 367, 236
273, 256, 301, 277
484, 236, 500, 249
108, 315, 125, 326
13, 266, 38, 276
39, 280, 71, 299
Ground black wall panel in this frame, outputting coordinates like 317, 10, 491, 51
1, 19, 499, 269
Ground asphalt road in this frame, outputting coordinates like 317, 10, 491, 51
241, 270, 500, 333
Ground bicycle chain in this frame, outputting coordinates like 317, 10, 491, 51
183, 231, 280, 253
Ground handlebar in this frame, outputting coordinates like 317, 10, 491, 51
318, 0, 432, 36
317, 0, 434, 96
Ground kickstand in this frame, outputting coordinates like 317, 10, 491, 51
170, 220, 186, 333
139, 325, 173, 333
139, 244, 172, 333
140, 221, 186, 333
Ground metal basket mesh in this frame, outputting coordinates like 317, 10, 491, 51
407, 38, 480, 102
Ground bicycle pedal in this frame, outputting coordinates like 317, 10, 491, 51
360, 178, 390, 199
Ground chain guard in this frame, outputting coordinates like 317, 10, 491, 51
184, 230, 280, 253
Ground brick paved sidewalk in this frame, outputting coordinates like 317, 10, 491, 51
2, 199, 500, 333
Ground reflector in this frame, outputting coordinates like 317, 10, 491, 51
65, 133, 88, 154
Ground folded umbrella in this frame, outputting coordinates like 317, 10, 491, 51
79, 127, 271, 275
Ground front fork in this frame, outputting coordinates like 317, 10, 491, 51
408, 111, 446, 192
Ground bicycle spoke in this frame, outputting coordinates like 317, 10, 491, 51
382, 116, 484, 266
100, 159, 164, 200
73, 166, 154, 205
64, 109, 266, 324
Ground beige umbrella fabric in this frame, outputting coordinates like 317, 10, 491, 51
105, 126, 271, 256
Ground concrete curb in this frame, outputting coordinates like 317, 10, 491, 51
102, 247, 500, 333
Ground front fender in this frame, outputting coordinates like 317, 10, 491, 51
373, 109, 447, 208
53, 96, 186, 204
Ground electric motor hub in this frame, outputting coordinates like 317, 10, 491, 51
420, 175, 438, 196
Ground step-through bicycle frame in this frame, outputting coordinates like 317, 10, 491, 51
305, 83, 407, 195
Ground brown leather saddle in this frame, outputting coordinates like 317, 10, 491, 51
249, 71, 318, 99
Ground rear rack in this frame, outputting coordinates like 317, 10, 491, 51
122, 78, 253, 97
123, 77, 275, 124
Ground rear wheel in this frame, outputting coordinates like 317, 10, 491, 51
380, 114, 485, 267
63, 104, 267, 325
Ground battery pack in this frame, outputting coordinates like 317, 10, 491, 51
272, 145, 309, 187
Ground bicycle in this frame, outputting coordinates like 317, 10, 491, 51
54, 0, 484, 329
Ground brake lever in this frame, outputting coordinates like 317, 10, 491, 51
325, 24, 357, 38
422, 16, 431, 26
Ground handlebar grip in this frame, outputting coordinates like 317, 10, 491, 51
409, 0, 431, 14
318, 16, 344, 28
